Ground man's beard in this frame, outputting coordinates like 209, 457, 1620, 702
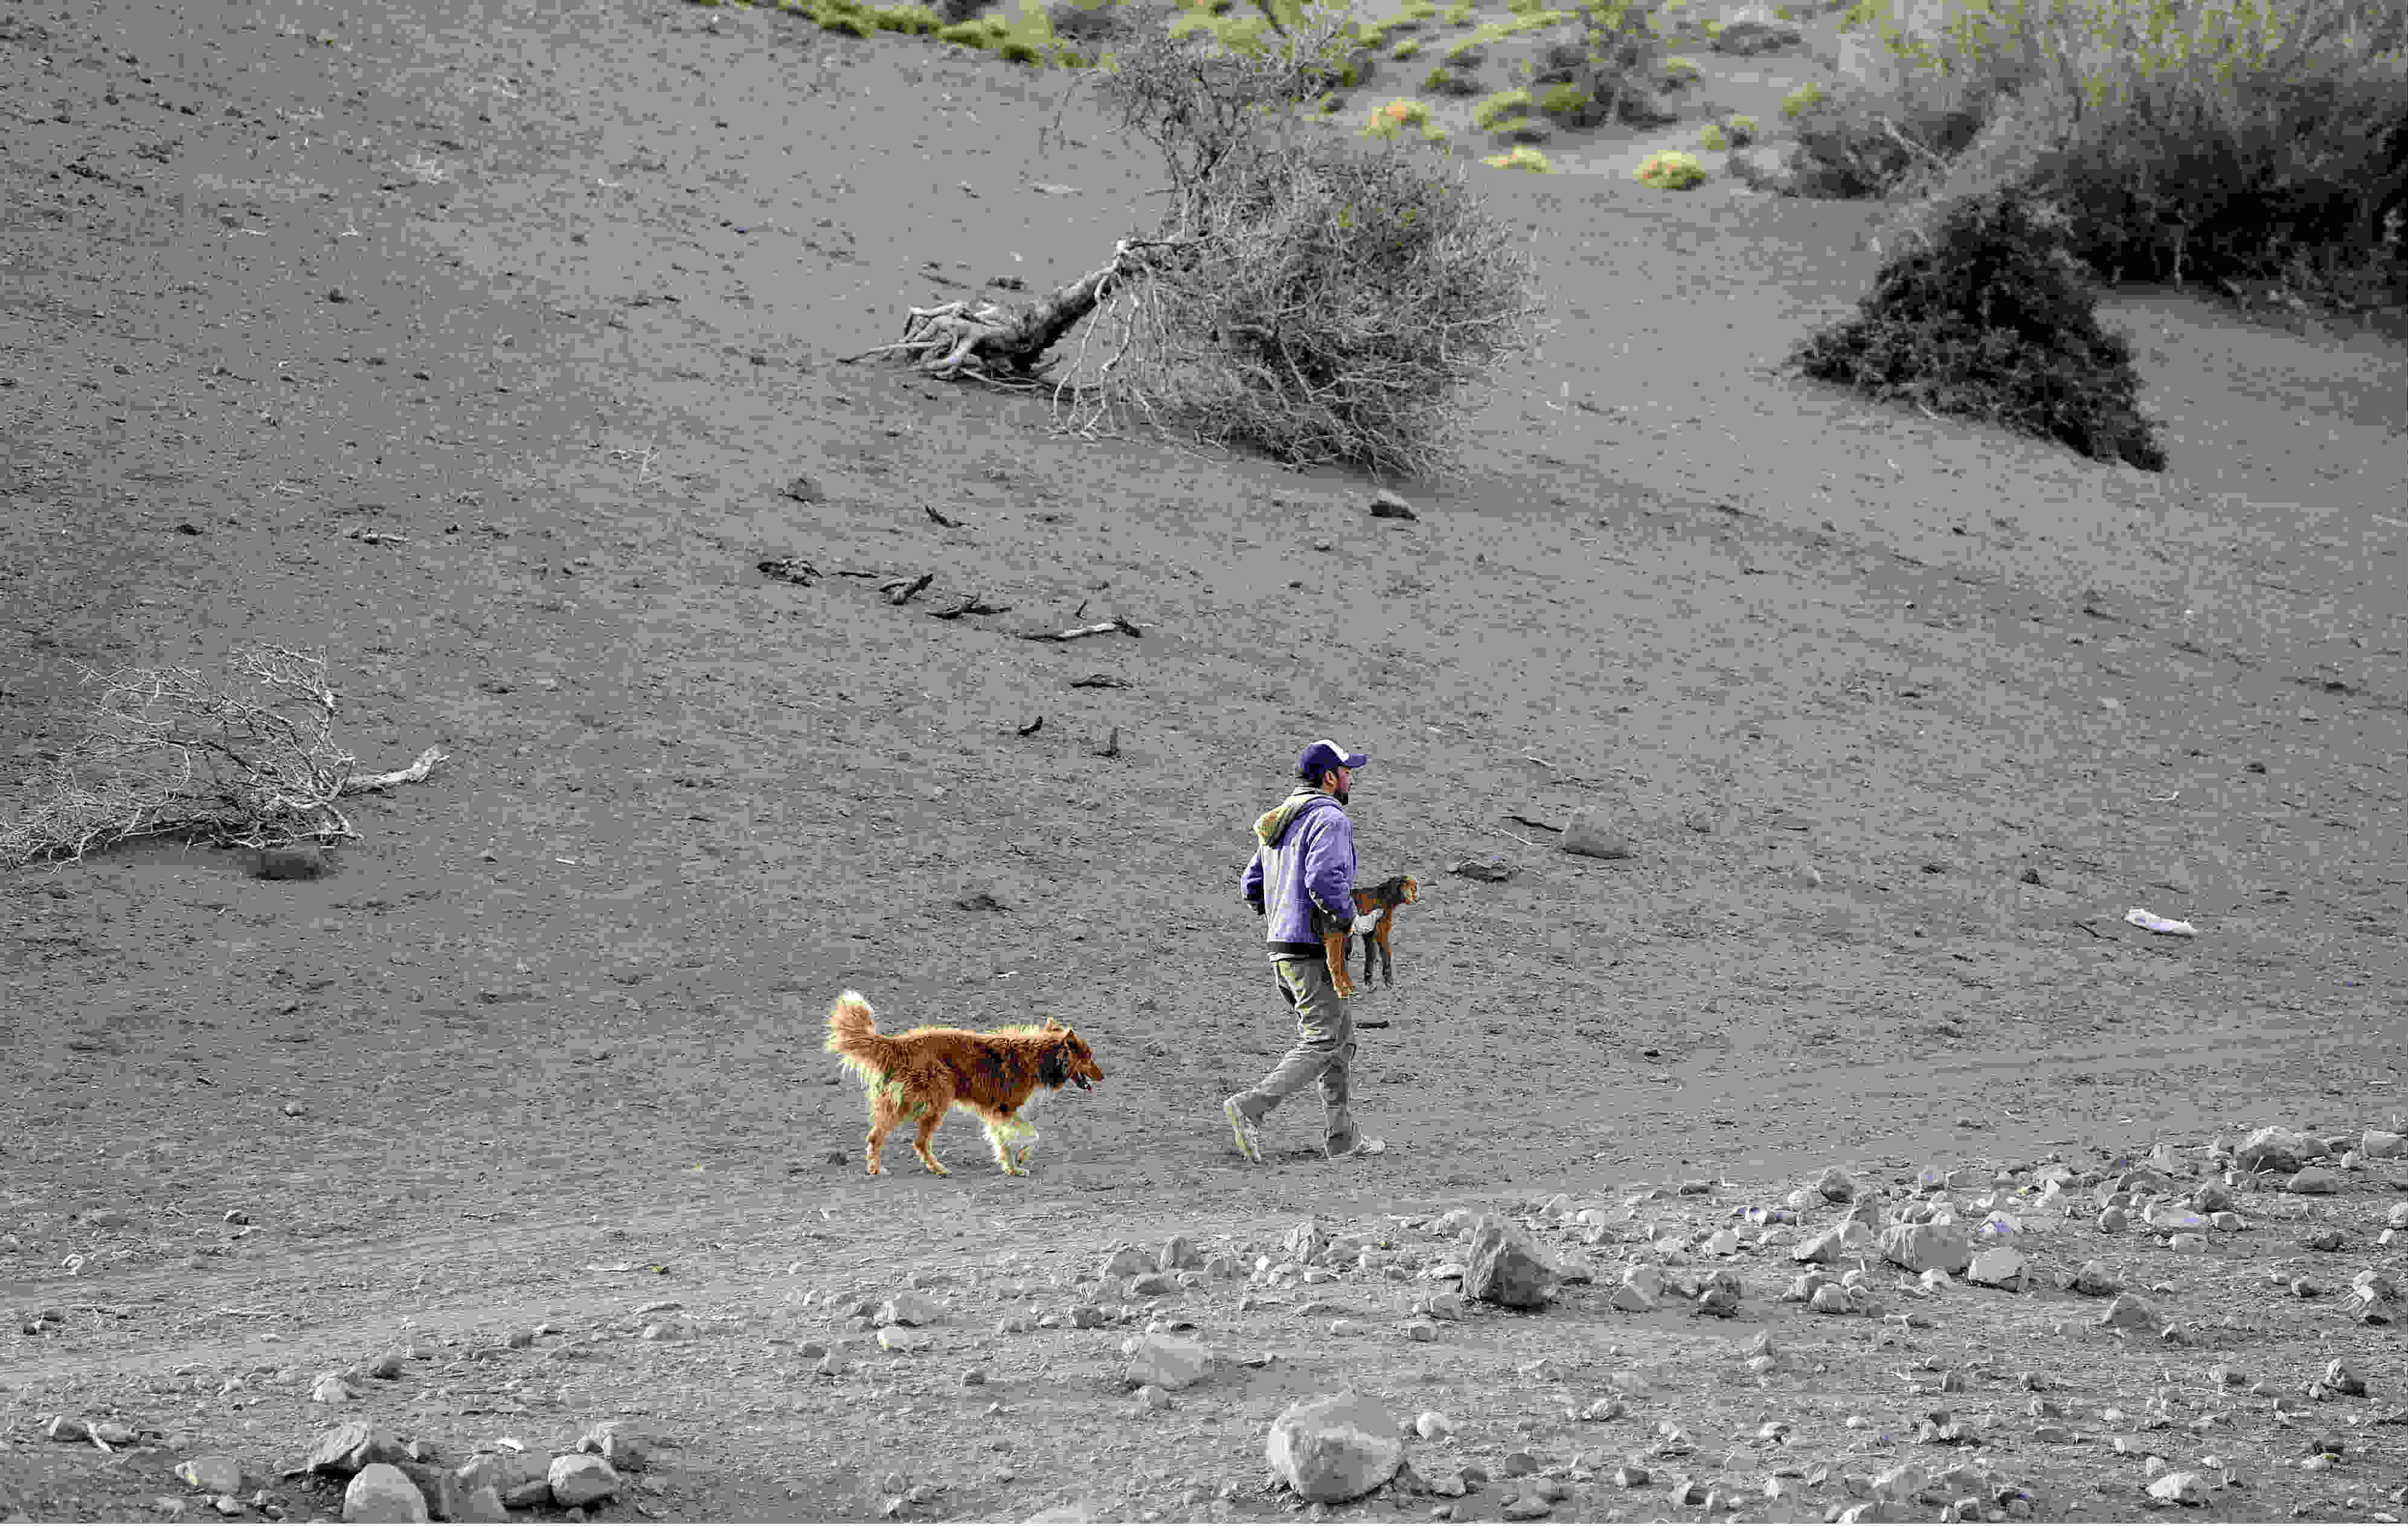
1334, 785, 1349, 806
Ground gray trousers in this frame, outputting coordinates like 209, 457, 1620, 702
1232, 955, 1359, 1155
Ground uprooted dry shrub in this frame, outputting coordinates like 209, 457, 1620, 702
1061, 129, 1546, 478
0, 648, 447, 868
850, 0, 1546, 480
1789, 184, 2167, 470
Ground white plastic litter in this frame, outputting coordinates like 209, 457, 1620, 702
2124, 908, 2198, 938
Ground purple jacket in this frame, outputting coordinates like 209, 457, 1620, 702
1239, 789, 1358, 955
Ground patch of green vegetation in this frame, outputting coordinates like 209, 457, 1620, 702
1440, 0, 1472, 21
1485, 143, 1554, 172
1635, 147, 1706, 188
1697, 121, 1727, 149
1780, 79, 1822, 117
1726, 112, 1756, 144
1443, 36, 1484, 60
1536, 81, 1588, 115
1471, 85, 1533, 129
1659, 51, 1698, 83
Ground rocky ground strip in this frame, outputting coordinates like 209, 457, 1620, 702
8, 1122, 2407, 1522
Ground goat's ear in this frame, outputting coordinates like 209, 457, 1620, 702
1042, 1016, 1065, 1032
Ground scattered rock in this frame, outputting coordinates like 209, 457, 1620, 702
1462, 1220, 1559, 1309
1265, 1391, 1404, 1504
1368, 489, 1418, 521
1878, 1222, 1972, 1275
2235, 1126, 2315, 1174
574, 1421, 653, 1472
2285, 1166, 2340, 1195
1817, 1167, 1857, 1203
547, 1454, 619, 1510
309, 1423, 406, 1479
2146, 1470, 2210, 1505
1450, 857, 1517, 883
341, 1464, 429, 1524
1966, 1246, 2028, 1290
1125, 1334, 1212, 1391
176, 1458, 243, 1495
2096, 1293, 2162, 1332
2364, 1129, 2404, 1160
878, 1291, 943, 1327
2063, 1260, 2119, 1297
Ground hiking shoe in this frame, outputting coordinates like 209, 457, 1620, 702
1328, 1136, 1387, 1160
1224, 1096, 1264, 1165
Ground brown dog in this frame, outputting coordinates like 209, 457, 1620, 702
1344, 874, 1419, 989
824, 990, 1103, 1177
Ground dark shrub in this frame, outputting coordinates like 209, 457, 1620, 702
1785, 79, 1985, 201
1790, 185, 2166, 471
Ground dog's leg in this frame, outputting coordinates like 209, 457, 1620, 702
983, 1119, 1013, 1174
1376, 914, 1397, 987
1012, 1123, 1038, 1173
911, 1099, 952, 1177
864, 1092, 902, 1177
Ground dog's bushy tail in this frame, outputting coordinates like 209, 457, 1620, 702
825, 990, 897, 1082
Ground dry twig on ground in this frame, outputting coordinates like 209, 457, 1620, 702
0, 646, 448, 868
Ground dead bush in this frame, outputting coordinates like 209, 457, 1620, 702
853, 0, 1547, 480
1789, 184, 2166, 471
0, 647, 446, 869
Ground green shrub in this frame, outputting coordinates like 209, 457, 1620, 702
1847, 0, 2408, 313
1726, 112, 1757, 144
1537, 82, 1588, 116
1635, 147, 1706, 187
1485, 143, 1555, 172
1399, 0, 1439, 16
875, 2, 940, 30
1659, 52, 1698, 85
820, 4, 878, 34
1443, 37, 1485, 61
1697, 121, 1727, 149
1440, 0, 1472, 21
1506, 0, 1543, 14
1472, 86, 1534, 129
1701, 17, 1721, 37
997, 34, 1042, 59
1780, 80, 1821, 117
1392, 36, 1421, 56
1790, 185, 2166, 470
1785, 79, 1979, 200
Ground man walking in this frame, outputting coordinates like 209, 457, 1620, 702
1226, 740, 1388, 1164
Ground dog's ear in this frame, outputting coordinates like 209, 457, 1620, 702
1042, 1016, 1065, 1032
1039, 1043, 1071, 1089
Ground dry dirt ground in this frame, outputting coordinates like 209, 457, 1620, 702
5, 0, 2408, 1518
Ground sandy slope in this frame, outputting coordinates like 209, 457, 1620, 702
2, 0, 2406, 1516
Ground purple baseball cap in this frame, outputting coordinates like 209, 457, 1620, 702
1297, 739, 1369, 779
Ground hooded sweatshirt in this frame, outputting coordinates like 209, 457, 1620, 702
1239, 788, 1359, 959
